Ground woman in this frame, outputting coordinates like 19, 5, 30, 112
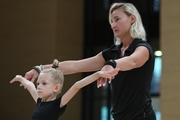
24, 2, 156, 120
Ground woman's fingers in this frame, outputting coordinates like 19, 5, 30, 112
25, 69, 39, 83
97, 77, 107, 88
97, 68, 120, 87
107, 68, 119, 83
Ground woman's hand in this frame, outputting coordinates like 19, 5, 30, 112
97, 65, 118, 88
24, 69, 39, 83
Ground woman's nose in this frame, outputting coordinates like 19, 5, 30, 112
111, 22, 116, 29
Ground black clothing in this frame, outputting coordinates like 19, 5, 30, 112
32, 97, 66, 120
102, 39, 155, 120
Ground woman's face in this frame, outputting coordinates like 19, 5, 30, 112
110, 8, 134, 39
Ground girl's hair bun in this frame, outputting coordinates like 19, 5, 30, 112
52, 59, 59, 69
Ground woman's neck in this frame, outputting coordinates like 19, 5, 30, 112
121, 36, 134, 48
120, 37, 134, 57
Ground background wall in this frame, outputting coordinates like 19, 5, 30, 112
1, 0, 180, 120
161, 0, 180, 120
0, 0, 83, 120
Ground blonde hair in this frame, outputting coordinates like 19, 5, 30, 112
109, 3, 146, 45
42, 59, 64, 92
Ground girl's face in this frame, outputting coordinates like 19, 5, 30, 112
110, 8, 134, 39
36, 73, 58, 100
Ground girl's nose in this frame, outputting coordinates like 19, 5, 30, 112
37, 85, 40, 89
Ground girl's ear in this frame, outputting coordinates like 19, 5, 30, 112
54, 84, 61, 93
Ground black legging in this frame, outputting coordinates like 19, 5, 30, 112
112, 110, 156, 120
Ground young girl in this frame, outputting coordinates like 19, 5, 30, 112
10, 59, 119, 120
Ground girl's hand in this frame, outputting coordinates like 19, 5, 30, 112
10, 75, 23, 83
10, 75, 27, 89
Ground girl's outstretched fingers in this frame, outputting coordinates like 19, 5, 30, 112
10, 75, 22, 83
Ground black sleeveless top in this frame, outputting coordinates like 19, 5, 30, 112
102, 39, 155, 120
32, 96, 66, 120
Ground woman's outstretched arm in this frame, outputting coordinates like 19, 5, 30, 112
25, 52, 105, 83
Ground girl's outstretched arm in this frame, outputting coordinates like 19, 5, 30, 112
10, 75, 38, 103
60, 68, 119, 108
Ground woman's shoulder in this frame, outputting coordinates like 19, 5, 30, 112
102, 44, 120, 60
132, 38, 152, 49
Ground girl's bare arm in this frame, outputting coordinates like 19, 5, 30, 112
10, 75, 38, 103
60, 68, 119, 108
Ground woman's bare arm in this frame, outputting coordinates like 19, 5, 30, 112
56, 52, 106, 74
25, 52, 105, 82
97, 46, 150, 87
115, 46, 150, 71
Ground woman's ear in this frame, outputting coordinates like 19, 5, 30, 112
131, 15, 136, 24
54, 84, 61, 93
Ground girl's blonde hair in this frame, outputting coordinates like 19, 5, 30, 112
109, 3, 146, 45
41, 59, 64, 92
